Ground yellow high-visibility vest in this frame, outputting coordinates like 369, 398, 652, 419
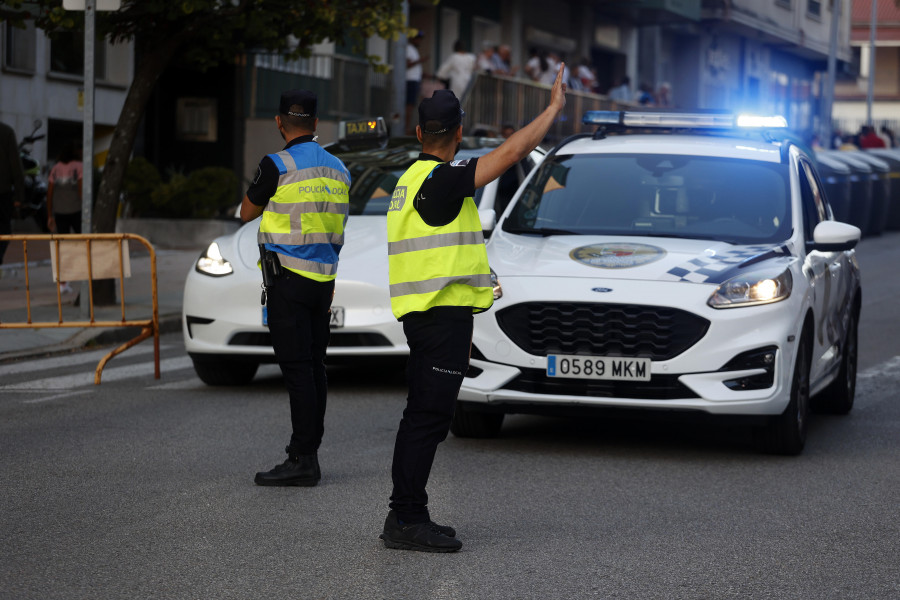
257, 142, 350, 282
386, 159, 493, 320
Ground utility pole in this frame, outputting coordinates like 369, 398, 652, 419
867, 0, 878, 125
822, 0, 840, 147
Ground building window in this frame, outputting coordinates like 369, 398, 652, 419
807, 0, 822, 18
176, 98, 218, 142
49, 30, 106, 78
775, 0, 792, 8
3, 21, 36, 72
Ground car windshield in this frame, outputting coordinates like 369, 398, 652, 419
503, 153, 792, 245
343, 145, 515, 216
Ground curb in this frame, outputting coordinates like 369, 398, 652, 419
0, 313, 183, 363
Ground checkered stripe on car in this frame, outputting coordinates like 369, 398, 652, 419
660, 244, 792, 284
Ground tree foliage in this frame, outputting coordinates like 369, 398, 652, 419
3, 1, 409, 68
1, 0, 409, 229
2, 0, 409, 303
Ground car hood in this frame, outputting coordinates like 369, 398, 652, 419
488, 232, 795, 285
234, 215, 389, 286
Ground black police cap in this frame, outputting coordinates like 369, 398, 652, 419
418, 90, 465, 134
280, 89, 317, 118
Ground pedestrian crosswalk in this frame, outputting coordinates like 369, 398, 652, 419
0, 341, 199, 396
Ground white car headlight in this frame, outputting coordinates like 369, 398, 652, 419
195, 242, 234, 276
707, 267, 792, 309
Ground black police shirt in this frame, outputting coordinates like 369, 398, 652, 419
246, 135, 316, 206
413, 153, 479, 227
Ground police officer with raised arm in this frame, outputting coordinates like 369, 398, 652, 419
380, 66, 567, 552
240, 90, 351, 487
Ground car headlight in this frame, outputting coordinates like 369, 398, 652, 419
490, 268, 503, 300
707, 267, 792, 308
195, 242, 234, 276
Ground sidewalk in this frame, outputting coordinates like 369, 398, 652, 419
0, 224, 202, 362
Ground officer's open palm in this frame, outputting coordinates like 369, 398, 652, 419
551, 63, 567, 114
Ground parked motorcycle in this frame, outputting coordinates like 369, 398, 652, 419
16, 119, 49, 233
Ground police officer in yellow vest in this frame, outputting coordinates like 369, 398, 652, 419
380, 67, 567, 552
240, 89, 351, 487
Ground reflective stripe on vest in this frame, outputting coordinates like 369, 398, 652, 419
386, 159, 493, 320
257, 143, 350, 282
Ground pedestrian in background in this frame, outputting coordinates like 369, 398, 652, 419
405, 31, 427, 135
240, 89, 351, 487
609, 75, 632, 103
47, 141, 83, 235
858, 125, 886, 149
435, 40, 476, 100
878, 125, 895, 148
380, 66, 567, 553
0, 120, 25, 266
476, 42, 496, 74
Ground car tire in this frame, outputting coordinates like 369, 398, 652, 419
191, 357, 259, 386
450, 401, 504, 438
813, 309, 858, 415
756, 332, 810, 455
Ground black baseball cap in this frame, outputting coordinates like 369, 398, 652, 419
418, 90, 465, 134
279, 89, 317, 118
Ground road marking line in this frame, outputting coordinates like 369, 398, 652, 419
0, 356, 193, 390
0, 343, 178, 376
858, 355, 900, 379
22, 389, 93, 404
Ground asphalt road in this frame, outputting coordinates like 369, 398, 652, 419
2, 233, 900, 599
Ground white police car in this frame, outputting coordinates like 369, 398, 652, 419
182, 119, 544, 386
455, 111, 862, 455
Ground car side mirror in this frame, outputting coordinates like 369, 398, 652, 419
479, 208, 496, 236
811, 220, 861, 252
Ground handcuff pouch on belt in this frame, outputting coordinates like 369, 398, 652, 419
258, 245, 283, 305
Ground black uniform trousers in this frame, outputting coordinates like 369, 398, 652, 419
266, 269, 334, 456
390, 306, 473, 523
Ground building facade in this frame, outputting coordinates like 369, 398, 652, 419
0, 20, 133, 169
833, 0, 900, 140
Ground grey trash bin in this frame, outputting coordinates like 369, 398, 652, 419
819, 151, 874, 236
864, 148, 900, 230
849, 151, 890, 236
814, 154, 852, 224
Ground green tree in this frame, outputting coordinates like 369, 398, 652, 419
2, 0, 408, 237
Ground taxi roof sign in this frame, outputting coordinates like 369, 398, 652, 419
337, 117, 388, 150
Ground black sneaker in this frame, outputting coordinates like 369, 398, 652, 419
431, 521, 456, 538
254, 449, 320, 487
379, 510, 462, 553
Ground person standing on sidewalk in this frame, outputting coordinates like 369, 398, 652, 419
0, 120, 26, 265
380, 66, 567, 552
46, 141, 84, 236
240, 89, 351, 487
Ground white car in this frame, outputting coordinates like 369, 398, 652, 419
454, 111, 862, 455
182, 134, 544, 386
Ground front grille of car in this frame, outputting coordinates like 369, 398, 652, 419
502, 368, 697, 400
228, 332, 393, 348
496, 302, 709, 361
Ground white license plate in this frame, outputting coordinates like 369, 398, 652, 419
330, 306, 344, 328
262, 306, 344, 328
547, 355, 651, 381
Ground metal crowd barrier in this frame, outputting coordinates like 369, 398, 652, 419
0, 232, 159, 384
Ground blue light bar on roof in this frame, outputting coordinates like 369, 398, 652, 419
736, 114, 788, 128
582, 110, 622, 125
582, 111, 789, 130
623, 112, 735, 128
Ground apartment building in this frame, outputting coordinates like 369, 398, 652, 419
833, 0, 900, 138
0, 20, 133, 169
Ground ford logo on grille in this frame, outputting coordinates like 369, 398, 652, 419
592, 287, 613, 293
